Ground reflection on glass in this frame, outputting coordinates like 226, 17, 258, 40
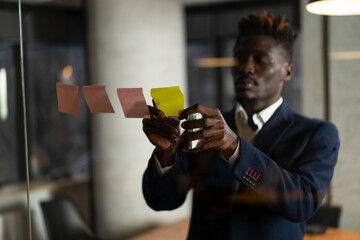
26, 44, 89, 179
187, 43, 219, 108
0, 3, 91, 240
0, 43, 20, 185
61, 65, 73, 81
0, 68, 8, 121
195, 57, 237, 68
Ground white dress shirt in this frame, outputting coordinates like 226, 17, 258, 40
223, 97, 283, 166
155, 97, 284, 175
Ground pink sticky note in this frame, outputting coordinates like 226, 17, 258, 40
82, 85, 115, 113
117, 88, 150, 118
56, 83, 80, 116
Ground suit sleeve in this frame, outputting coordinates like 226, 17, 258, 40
233, 122, 340, 222
142, 146, 190, 211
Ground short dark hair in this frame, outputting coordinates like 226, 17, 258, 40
234, 11, 298, 61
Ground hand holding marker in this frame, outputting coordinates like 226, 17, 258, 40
188, 113, 203, 149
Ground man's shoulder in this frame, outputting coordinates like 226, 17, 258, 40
274, 104, 339, 147
265, 101, 338, 136
222, 101, 337, 131
286, 106, 338, 136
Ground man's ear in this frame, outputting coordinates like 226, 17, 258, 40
284, 64, 293, 82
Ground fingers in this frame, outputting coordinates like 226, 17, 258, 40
166, 116, 181, 128
183, 126, 238, 154
147, 105, 180, 127
178, 104, 220, 120
180, 127, 222, 143
146, 102, 234, 153
178, 107, 237, 154
148, 105, 165, 119
143, 118, 179, 138
148, 134, 176, 150
143, 117, 180, 150
143, 120, 178, 140
183, 134, 224, 153
180, 118, 213, 130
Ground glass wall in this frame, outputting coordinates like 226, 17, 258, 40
1, 0, 360, 239
0, 2, 91, 240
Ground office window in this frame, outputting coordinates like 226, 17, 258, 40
26, 43, 89, 178
0, 5, 90, 182
0, 43, 20, 184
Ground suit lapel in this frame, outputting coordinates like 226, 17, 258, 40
254, 101, 294, 155
224, 102, 294, 155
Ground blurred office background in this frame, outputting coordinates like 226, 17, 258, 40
0, 0, 359, 239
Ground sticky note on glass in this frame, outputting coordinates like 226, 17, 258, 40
117, 88, 150, 118
82, 85, 114, 113
56, 83, 80, 116
150, 86, 184, 116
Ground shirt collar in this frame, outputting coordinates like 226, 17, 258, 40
235, 97, 283, 130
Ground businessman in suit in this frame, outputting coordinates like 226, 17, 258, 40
142, 12, 340, 240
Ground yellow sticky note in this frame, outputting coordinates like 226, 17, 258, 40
151, 86, 184, 116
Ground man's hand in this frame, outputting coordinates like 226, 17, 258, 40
142, 106, 180, 167
178, 104, 238, 158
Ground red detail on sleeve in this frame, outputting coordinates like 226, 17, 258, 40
256, 174, 261, 180
249, 169, 253, 175
246, 167, 250, 173
253, 171, 257, 178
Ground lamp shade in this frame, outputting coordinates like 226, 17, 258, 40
306, 0, 360, 15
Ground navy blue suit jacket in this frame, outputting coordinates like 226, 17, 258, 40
142, 101, 340, 240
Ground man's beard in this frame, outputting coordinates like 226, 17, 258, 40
235, 94, 258, 106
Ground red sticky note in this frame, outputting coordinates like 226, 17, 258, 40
56, 83, 80, 116
82, 85, 115, 113
117, 88, 150, 118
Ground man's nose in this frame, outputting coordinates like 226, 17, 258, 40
243, 58, 255, 74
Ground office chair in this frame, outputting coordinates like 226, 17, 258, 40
306, 206, 342, 234
41, 196, 100, 240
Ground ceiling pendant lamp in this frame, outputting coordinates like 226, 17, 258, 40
306, 0, 360, 16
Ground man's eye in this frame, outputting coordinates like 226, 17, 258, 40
253, 55, 269, 63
